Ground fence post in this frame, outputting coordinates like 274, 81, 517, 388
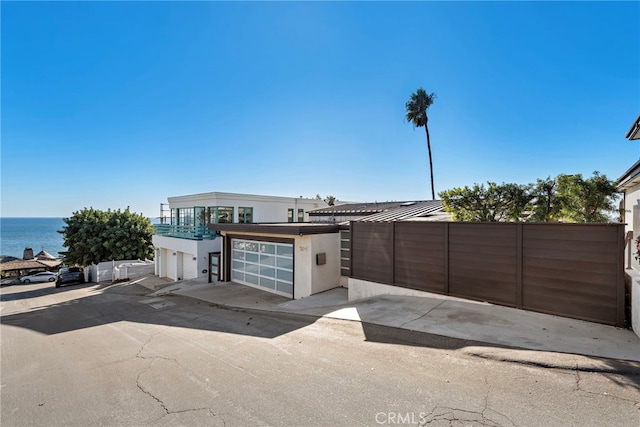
349, 221, 355, 279
391, 221, 396, 285
516, 223, 523, 309
444, 222, 449, 295
617, 226, 626, 327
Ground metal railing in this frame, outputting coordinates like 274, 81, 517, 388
153, 224, 216, 240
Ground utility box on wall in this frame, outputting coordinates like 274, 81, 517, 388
316, 252, 326, 265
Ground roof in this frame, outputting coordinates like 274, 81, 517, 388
0, 255, 20, 263
309, 200, 439, 216
309, 200, 444, 222
626, 114, 640, 140
36, 250, 57, 260
208, 223, 341, 236
355, 200, 444, 222
616, 158, 640, 191
168, 191, 327, 205
0, 258, 62, 272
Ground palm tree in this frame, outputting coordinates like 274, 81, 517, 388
406, 88, 437, 200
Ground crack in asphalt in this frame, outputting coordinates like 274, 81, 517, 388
419, 379, 517, 427
419, 406, 506, 427
133, 333, 226, 424
575, 364, 582, 393
574, 364, 640, 405
482, 375, 490, 417
136, 360, 170, 414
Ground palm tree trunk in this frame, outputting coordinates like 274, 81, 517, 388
425, 125, 435, 200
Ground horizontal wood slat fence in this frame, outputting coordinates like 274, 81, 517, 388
350, 221, 625, 326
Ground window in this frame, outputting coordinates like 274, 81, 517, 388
216, 207, 234, 223
287, 209, 294, 223
297, 209, 304, 222
193, 207, 216, 226
238, 207, 253, 224
177, 208, 194, 226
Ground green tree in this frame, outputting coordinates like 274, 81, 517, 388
59, 207, 154, 266
406, 87, 437, 200
440, 182, 531, 222
557, 171, 619, 223
527, 177, 563, 222
439, 172, 619, 223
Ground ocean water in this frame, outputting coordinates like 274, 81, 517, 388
0, 218, 66, 259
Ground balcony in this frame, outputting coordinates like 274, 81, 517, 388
153, 224, 217, 240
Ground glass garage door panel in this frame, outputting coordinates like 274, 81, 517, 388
230, 239, 293, 298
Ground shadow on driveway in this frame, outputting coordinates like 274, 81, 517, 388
3, 279, 640, 390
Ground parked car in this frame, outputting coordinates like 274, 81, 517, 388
1, 276, 21, 286
20, 271, 57, 283
56, 267, 85, 288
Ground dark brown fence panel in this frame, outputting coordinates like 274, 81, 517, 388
448, 223, 518, 306
394, 222, 447, 293
350, 220, 625, 326
522, 224, 621, 325
350, 222, 393, 284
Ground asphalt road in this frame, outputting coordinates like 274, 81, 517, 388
1, 281, 639, 427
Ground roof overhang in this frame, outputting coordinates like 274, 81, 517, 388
208, 223, 341, 236
616, 159, 640, 191
626, 114, 640, 140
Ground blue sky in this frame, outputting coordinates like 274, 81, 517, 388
2, 1, 639, 219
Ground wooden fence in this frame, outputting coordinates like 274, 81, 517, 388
350, 222, 626, 326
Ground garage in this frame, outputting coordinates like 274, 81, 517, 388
230, 238, 294, 298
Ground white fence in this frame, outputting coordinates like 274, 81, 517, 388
87, 259, 155, 283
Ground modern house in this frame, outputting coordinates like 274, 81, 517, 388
619, 114, 640, 337
206, 200, 445, 299
618, 114, 640, 248
152, 192, 327, 282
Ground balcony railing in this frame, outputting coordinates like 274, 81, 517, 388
153, 224, 217, 240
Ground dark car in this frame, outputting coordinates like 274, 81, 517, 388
56, 267, 85, 288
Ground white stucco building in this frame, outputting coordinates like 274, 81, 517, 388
152, 192, 327, 286
618, 115, 640, 338
619, 115, 640, 245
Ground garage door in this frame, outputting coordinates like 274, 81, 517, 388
231, 239, 294, 298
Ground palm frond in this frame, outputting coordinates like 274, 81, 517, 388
405, 87, 436, 128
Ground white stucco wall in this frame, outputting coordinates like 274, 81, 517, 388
294, 235, 313, 299
621, 181, 640, 339
348, 278, 439, 301
310, 233, 341, 295
292, 234, 340, 298
626, 269, 640, 340
152, 235, 220, 281
623, 183, 640, 238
